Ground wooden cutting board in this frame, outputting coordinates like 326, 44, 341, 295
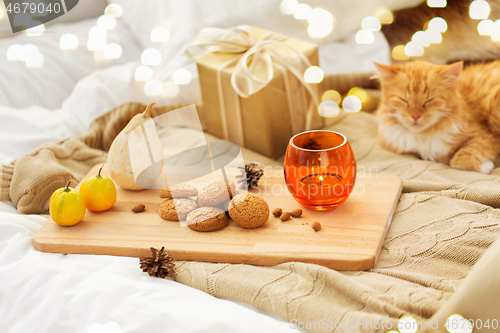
34, 164, 402, 270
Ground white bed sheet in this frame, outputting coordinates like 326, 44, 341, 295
0, 201, 300, 333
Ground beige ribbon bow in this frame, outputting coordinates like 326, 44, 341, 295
187, 25, 319, 137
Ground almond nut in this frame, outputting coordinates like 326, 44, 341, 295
132, 204, 145, 213
280, 212, 291, 221
312, 221, 321, 231
291, 209, 302, 217
272, 208, 282, 217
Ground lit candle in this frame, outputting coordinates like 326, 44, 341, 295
284, 130, 357, 210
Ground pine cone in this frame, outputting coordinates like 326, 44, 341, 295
236, 163, 264, 188
139, 247, 175, 278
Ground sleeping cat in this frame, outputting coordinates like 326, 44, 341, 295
375, 60, 500, 174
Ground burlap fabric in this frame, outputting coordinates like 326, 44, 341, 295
1, 103, 499, 333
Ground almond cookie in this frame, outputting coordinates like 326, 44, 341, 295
228, 192, 269, 229
158, 198, 197, 221
186, 207, 228, 232
197, 179, 236, 207
159, 184, 198, 199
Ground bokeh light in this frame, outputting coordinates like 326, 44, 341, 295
150, 27, 170, 42
348, 87, 367, 103
105, 4, 123, 18
392, 45, 410, 60
428, 17, 447, 32
144, 80, 164, 96
0, 8, 4, 19
293, 3, 311, 20
26, 22, 44, 36
134, 66, 153, 82
97, 15, 116, 29
22, 44, 38, 61
13, 12, 30, 26
87, 38, 106, 51
412, 31, 431, 47
318, 100, 340, 117
355, 30, 374, 44
6, 43, 44, 67
398, 316, 418, 333
308, 8, 334, 25
7, 44, 23, 61
342, 96, 362, 112
280, 0, 299, 14
308, 24, 333, 38
469, 0, 490, 20
162, 81, 180, 98
375, 9, 393, 24
444, 314, 473, 333
88, 322, 122, 333
307, 8, 334, 38
491, 20, 500, 40
173, 68, 192, 85
427, 0, 446, 8
103, 43, 122, 59
405, 41, 424, 56
59, 34, 78, 49
425, 28, 442, 43
88, 26, 107, 40
303, 66, 324, 83
321, 90, 341, 104
25, 52, 44, 68
141, 48, 161, 65
361, 16, 381, 32
478, 19, 494, 35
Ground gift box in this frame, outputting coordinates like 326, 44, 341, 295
189, 25, 323, 159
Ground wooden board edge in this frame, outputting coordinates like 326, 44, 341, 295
29, 240, 377, 271
371, 175, 403, 266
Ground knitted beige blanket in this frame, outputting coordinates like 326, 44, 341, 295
1, 102, 499, 333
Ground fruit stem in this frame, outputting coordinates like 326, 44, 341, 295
97, 165, 104, 179
64, 181, 71, 192
143, 103, 155, 118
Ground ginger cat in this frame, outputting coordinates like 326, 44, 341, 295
375, 60, 500, 174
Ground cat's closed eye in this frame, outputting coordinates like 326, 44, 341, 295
397, 97, 409, 104
423, 98, 434, 107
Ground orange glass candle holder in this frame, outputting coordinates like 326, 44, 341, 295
284, 130, 356, 211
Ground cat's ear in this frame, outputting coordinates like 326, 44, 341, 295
374, 62, 398, 81
441, 61, 463, 88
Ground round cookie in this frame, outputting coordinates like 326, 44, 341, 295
228, 192, 269, 229
158, 198, 197, 221
197, 179, 236, 207
159, 184, 198, 199
186, 207, 228, 232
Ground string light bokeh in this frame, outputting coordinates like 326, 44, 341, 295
59, 34, 78, 49
1, 2, 187, 100
3, 1, 494, 115
280, 0, 335, 39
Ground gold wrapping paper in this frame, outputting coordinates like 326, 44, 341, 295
196, 26, 323, 159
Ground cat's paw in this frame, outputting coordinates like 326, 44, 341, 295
480, 161, 495, 174
450, 152, 495, 173
450, 151, 483, 172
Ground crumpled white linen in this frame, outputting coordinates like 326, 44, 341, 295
0, 201, 299, 333
0, 17, 141, 110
